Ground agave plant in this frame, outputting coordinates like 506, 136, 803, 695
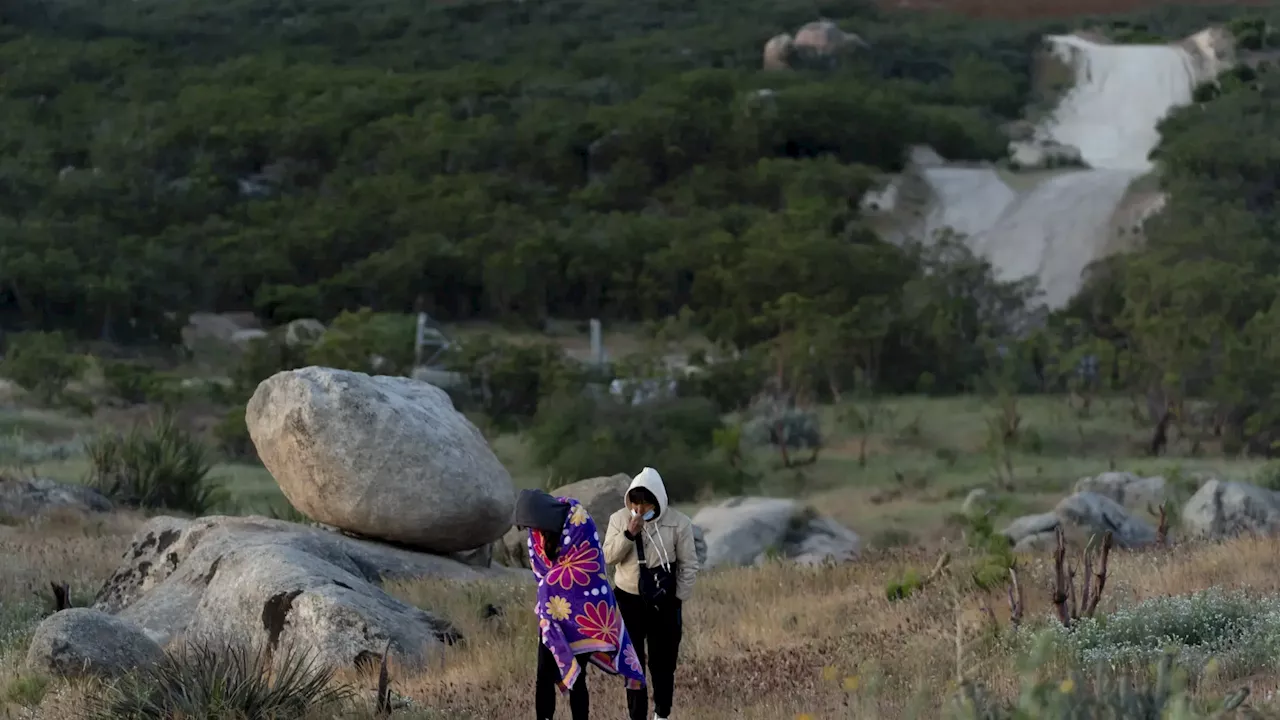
96, 640, 355, 720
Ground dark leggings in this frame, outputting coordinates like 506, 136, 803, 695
616, 588, 684, 720
536, 642, 589, 720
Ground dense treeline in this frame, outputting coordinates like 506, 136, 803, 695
5, 0, 1280, 448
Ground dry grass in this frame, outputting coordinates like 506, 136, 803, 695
2, 492, 1280, 717
358, 536, 1280, 719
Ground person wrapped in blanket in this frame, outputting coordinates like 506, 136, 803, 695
514, 488, 647, 720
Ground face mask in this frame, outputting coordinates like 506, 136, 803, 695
630, 508, 656, 522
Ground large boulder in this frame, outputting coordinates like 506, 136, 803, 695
1181, 479, 1280, 539
1002, 492, 1156, 552
0, 475, 113, 519
762, 33, 794, 70
497, 474, 631, 568
692, 497, 860, 569
92, 515, 520, 671
246, 367, 516, 553
1074, 471, 1170, 513
26, 608, 164, 679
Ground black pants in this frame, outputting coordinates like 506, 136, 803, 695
616, 588, 683, 720
536, 642, 589, 720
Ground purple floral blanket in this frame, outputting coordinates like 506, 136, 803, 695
528, 497, 646, 693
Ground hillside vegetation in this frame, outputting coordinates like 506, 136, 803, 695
7, 0, 1280, 717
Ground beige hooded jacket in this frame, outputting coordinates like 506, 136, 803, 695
603, 467, 699, 602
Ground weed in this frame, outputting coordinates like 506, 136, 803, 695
93, 641, 355, 720
86, 410, 225, 514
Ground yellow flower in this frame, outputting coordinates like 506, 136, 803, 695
821, 665, 837, 682
546, 596, 572, 621
796, 715, 815, 720
842, 675, 860, 692
1059, 678, 1075, 694
569, 505, 589, 526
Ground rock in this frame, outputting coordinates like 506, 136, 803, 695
1002, 492, 1156, 552
793, 20, 867, 56
692, 523, 708, 568
692, 497, 859, 569
26, 608, 164, 679
1056, 492, 1156, 547
1181, 479, 1280, 539
181, 312, 260, 353
283, 318, 326, 347
0, 475, 113, 519
763, 21, 865, 71
961, 488, 994, 516
763, 33, 794, 70
246, 367, 515, 553
1074, 471, 1169, 513
1009, 139, 1085, 170
1001, 512, 1059, 551
499, 473, 631, 568
92, 515, 520, 671
231, 328, 269, 348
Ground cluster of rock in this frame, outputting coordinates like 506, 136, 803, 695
989, 470, 1280, 552
28, 367, 520, 681
24, 365, 864, 682
182, 312, 325, 357
763, 20, 868, 71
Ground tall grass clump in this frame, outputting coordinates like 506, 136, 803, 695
1051, 588, 1280, 683
94, 641, 354, 720
86, 411, 225, 514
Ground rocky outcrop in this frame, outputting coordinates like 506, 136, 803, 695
0, 475, 113, 519
692, 497, 859, 568
283, 318, 326, 347
763, 34, 794, 70
246, 367, 515, 553
1002, 491, 1156, 552
1073, 471, 1169, 513
90, 515, 520, 671
26, 608, 164, 679
1181, 479, 1280, 539
761, 20, 866, 71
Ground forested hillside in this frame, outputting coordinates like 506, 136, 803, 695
2, 0, 1280, 440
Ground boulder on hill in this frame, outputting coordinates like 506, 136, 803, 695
245, 367, 516, 554
761, 20, 867, 71
1073, 471, 1170, 513
1001, 491, 1156, 552
693, 496, 859, 568
87, 515, 521, 672
1181, 479, 1280, 539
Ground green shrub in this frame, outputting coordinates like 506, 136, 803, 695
1050, 588, 1280, 683
3, 673, 50, 709
528, 392, 743, 502
0, 331, 85, 404
94, 641, 354, 720
231, 333, 308, 402
445, 334, 584, 431
101, 361, 167, 405
213, 404, 257, 463
86, 411, 225, 514
305, 308, 414, 376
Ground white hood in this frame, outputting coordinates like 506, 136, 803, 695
629, 466, 669, 521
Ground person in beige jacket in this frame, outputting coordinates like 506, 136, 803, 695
603, 467, 699, 720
